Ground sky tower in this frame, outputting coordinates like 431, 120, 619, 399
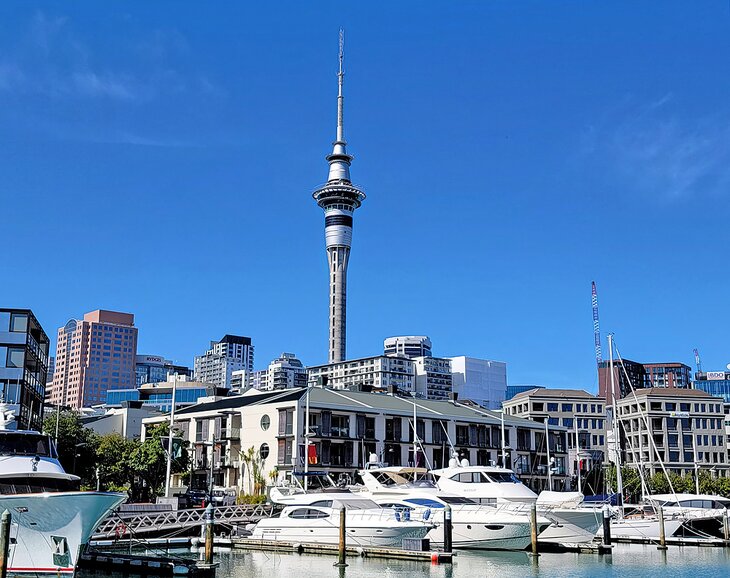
313, 30, 366, 364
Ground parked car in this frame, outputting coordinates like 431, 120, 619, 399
212, 487, 237, 506
184, 488, 207, 508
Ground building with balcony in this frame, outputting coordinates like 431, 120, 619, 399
503, 387, 607, 491
413, 356, 452, 400
106, 374, 222, 413
307, 355, 415, 394
616, 388, 729, 478
0, 308, 50, 430
448, 356, 507, 410
250, 353, 308, 392
599, 358, 692, 405
194, 334, 254, 390
142, 387, 570, 494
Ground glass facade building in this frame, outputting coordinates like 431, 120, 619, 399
694, 372, 730, 403
0, 309, 49, 430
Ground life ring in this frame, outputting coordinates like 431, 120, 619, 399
114, 522, 127, 539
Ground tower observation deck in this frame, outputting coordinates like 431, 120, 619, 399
313, 30, 366, 364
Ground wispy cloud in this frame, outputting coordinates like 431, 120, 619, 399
0, 10, 224, 103
582, 94, 730, 199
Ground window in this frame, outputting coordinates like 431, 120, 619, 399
665, 403, 676, 411
6, 348, 24, 368
547, 417, 558, 426
260, 415, 270, 431
547, 403, 558, 412
562, 418, 574, 428
9, 314, 28, 333
288, 508, 329, 519
259, 443, 270, 460
562, 404, 573, 412
532, 402, 544, 412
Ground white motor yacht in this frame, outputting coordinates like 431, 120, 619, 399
0, 408, 125, 574
253, 491, 432, 547
355, 465, 551, 550
431, 464, 603, 544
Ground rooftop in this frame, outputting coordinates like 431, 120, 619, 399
507, 387, 601, 401
622, 387, 719, 399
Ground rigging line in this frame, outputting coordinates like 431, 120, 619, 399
612, 337, 679, 504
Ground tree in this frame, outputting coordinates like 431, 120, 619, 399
96, 433, 138, 492
128, 423, 189, 501
43, 411, 97, 487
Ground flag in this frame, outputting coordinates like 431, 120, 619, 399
308, 444, 317, 465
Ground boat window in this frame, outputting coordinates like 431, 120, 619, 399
486, 472, 521, 484
404, 498, 444, 509
0, 434, 53, 457
310, 500, 333, 508
380, 503, 414, 511
439, 496, 478, 505
0, 476, 79, 494
714, 500, 730, 509
288, 508, 329, 519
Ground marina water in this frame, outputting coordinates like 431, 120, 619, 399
79, 545, 730, 577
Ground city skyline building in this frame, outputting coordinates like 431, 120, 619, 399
49, 309, 137, 409
448, 356, 507, 410
598, 358, 692, 405
384, 336, 433, 359
312, 31, 366, 364
194, 334, 254, 390
135, 354, 192, 386
0, 308, 50, 430
250, 352, 308, 392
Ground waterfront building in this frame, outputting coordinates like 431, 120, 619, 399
0, 308, 50, 430
384, 336, 433, 359
616, 388, 729, 477
598, 358, 692, 405
312, 33, 366, 364
250, 353, 308, 392
448, 356, 507, 410
142, 387, 570, 493
194, 335, 254, 390
307, 355, 415, 394
503, 387, 607, 488
412, 356, 452, 400
135, 354, 192, 386
48, 309, 137, 409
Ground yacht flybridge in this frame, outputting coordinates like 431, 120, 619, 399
430, 463, 602, 544
0, 406, 125, 574
354, 465, 552, 550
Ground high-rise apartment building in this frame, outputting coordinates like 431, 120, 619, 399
0, 308, 49, 430
194, 335, 254, 390
312, 32, 366, 364
49, 309, 137, 409
448, 356, 507, 410
384, 336, 433, 359
412, 356, 452, 400
598, 358, 692, 405
250, 353, 308, 392
307, 355, 415, 393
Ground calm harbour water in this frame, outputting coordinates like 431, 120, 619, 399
77, 545, 730, 577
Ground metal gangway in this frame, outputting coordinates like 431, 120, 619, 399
93, 503, 277, 539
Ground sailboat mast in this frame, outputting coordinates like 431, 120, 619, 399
545, 419, 552, 490
304, 385, 310, 491
501, 408, 507, 467
609, 334, 624, 517
575, 417, 581, 494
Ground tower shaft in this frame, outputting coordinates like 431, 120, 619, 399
313, 29, 366, 364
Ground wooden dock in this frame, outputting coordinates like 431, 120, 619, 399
610, 536, 729, 547
231, 538, 454, 563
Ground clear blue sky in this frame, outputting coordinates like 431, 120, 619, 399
3, 2, 729, 392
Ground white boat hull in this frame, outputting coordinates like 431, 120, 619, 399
536, 508, 602, 544
0, 491, 126, 574
598, 516, 684, 540
252, 518, 429, 547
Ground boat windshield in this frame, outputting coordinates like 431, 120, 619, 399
0, 433, 54, 457
371, 470, 437, 488
439, 496, 478, 505
486, 472, 521, 484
